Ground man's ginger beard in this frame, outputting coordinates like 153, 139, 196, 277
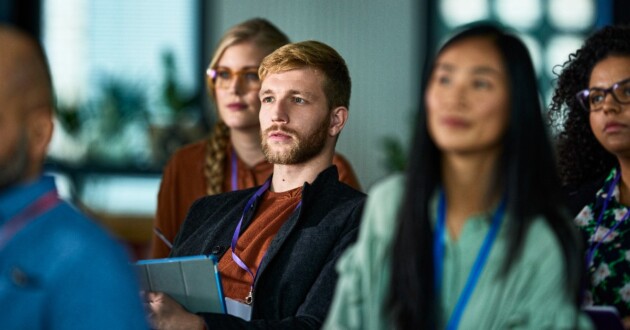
262, 114, 331, 165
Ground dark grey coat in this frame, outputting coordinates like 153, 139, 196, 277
171, 166, 366, 329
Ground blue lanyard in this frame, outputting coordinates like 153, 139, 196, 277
229, 179, 302, 303
433, 190, 506, 330
586, 170, 630, 267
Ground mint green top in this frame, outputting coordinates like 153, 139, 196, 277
324, 175, 593, 330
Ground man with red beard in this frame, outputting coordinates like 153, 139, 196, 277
147, 40, 365, 329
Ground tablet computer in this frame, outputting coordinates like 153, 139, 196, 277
135, 255, 227, 314
583, 305, 624, 330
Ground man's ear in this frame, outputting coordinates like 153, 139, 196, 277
27, 108, 53, 163
328, 106, 348, 137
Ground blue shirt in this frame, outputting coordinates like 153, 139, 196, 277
0, 176, 148, 329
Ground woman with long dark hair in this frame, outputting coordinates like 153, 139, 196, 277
549, 24, 630, 325
325, 23, 590, 329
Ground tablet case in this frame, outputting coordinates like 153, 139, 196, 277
135, 255, 227, 314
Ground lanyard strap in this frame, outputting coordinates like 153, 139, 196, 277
229, 179, 302, 303
0, 190, 59, 251
586, 171, 630, 267
231, 149, 238, 192
434, 190, 506, 330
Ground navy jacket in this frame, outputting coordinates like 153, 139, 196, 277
171, 166, 366, 329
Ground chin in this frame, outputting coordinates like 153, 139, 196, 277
604, 144, 630, 158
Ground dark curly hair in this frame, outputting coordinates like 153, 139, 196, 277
549, 24, 630, 187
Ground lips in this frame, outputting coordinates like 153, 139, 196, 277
264, 126, 296, 142
226, 102, 247, 110
604, 121, 628, 133
440, 116, 471, 128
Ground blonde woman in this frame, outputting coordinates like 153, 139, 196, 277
150, 18, 361, 258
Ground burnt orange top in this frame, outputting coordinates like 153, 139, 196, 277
150, 139, 361, 258
218, 186, 302, 301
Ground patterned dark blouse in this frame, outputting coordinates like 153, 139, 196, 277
575, 167, 630, 317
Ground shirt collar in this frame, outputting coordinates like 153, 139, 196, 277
0, 175, 57, 226
596, 167, 620, 202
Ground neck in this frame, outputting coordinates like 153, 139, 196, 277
617, 157, 630, 206
441, 150, 501, 239
230, 128, 265, 168
270, 150, 334, 193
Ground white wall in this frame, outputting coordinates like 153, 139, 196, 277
205, 0, 422, 189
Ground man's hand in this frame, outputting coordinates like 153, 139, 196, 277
146, 292, 205, 330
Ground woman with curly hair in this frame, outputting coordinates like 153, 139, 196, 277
549, 24, 630, 322
149, 18, 362, 259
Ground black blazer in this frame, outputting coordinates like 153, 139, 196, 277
171, 166, 366, 329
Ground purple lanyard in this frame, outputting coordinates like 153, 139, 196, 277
586, 171, 630, 267
231, 149, 238, 191
229, 179, 302, 304
0, 190, 59, 251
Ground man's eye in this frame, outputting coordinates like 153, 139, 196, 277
261, 96, 273, 103
293, 97, 305, 104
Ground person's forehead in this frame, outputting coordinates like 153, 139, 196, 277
436, 37, 504, 74
262, 67, 324, 87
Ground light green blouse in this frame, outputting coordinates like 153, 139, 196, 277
324, 175, 593, 330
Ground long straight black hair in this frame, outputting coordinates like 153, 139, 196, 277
388, 23, 583, 329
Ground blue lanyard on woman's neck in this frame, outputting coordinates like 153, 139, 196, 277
586, 170, 630, 267
433, 190, 507, 330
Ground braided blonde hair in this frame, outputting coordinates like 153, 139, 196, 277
204, 18, 289, 195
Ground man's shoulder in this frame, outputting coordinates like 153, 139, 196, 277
42, 203, 126, 252
311, 166, 365, 197
6, 202, 133, 270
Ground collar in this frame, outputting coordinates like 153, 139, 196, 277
597, 167, 621, 203
0, 176, 57, 226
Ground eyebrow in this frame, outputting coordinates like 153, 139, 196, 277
259, 89, 273, 97
434, 63, 501, 76
287, 89, 316, 99
216, 65, 259, 71
434, 63, 455, 72
472, 66, 501, 76
259, 89, 316, 99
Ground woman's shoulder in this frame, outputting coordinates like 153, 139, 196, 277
563, 171, 610, 217
368, 174, 405, 203
162, 139, 207, 173
518, 215, 569, 263
169, 140, 207, 162
361, 174, 406, 238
